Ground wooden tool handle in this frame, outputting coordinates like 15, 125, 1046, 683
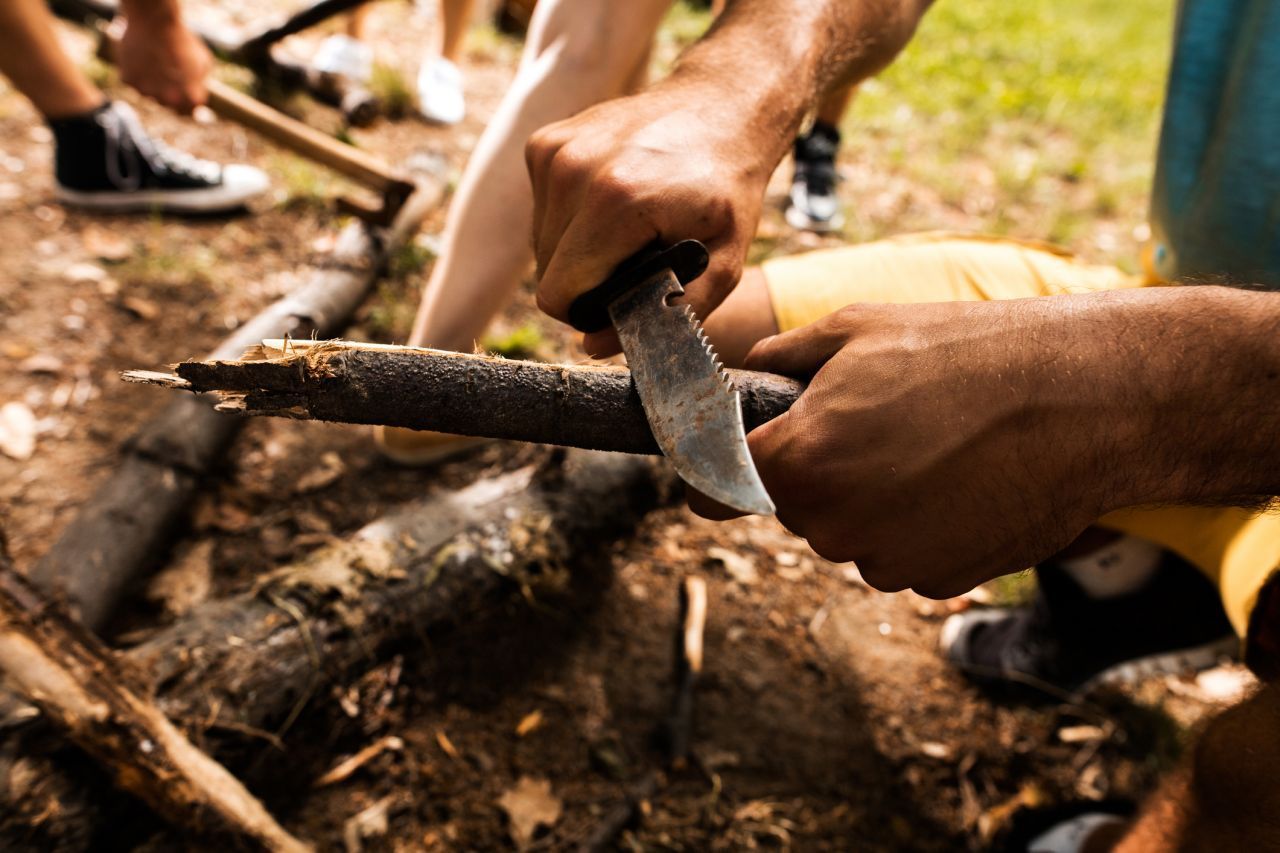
204, 78, 413, 198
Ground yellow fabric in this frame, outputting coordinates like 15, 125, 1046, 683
761, 232, 1280, 639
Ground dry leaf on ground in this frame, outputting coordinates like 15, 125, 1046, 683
146, 540, 214, 616
295, 451, 347, 493
82, 225, 132, 262
515, 710, 543, 737
497, 776, 562, 849
343, 795, 395, 853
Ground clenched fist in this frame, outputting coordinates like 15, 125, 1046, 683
117, 11, 211, 114
694, 293, 1189, 599
526, 80, 776, 356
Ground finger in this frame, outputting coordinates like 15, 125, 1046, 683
536, 200, 657, 326
742, 308, 860, 378
525, 123, 575, 274
672, 233, 743, 326
582, 329, 621, 359
187, 80, 208, 110
686, 485, 748, 521
162, 85, 192, 116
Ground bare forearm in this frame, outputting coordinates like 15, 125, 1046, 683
1104, 286, 1280, 508
664, 0, 933, 173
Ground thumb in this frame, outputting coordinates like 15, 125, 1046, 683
743, 308, 859, 378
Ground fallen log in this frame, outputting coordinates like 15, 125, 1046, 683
32, 175, 446, 633
2, 450, 669, 848
0, 539, 309, 852
123, 340, 805, 455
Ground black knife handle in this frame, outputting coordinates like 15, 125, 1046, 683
566, 239, 710, 333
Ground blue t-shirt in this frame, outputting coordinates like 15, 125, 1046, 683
1149, 0, 1280, 286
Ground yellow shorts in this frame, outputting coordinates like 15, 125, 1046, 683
762, 232, 1280, 653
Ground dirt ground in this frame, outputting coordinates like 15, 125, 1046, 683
0, 3, 1257, 851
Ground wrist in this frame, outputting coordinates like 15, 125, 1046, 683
654, 69, 802, 186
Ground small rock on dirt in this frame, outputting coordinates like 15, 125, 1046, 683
0, 402, 38, 460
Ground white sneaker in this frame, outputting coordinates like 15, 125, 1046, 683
52, 102, 270, 214
313, 34, 374, 83
417, 56, 465, 125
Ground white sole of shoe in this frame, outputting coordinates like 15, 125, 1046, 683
784, 202, 844, 234
56, 166, 269, 214
1078, 635, 1240, 694
940, 609, 1239, 696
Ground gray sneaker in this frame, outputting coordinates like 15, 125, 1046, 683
940, 553, 1237, 696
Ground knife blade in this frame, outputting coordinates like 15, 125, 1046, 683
567, 241, 774, 516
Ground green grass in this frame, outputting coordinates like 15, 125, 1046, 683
481, 323, 545, 359
267, 154, 338, 215
117, 238, 217, 290
369, 63, 415, 119
840, 0, 1173, 249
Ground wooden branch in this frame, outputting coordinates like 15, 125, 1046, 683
124, 340, 805, 456
0, 541, 308, 851
33, 177, 447, 633
3, 450, 668, 845
579, 576, 708, 852
204, 79, 414, 200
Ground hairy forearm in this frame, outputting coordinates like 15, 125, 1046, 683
1105, 286, 1280, 508
662, 0, 933, 173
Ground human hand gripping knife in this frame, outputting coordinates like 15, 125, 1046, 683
567, 240, 775, 516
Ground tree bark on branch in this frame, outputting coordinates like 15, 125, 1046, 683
0, 539, 309, 851
33, 177, 446, 633
2, 450, 669, 849
125, 340, 805, 455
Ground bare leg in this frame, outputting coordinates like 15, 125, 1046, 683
700, 268, 780, 368
815, 81, 856, 127
437, 0, 478, 63
408, 0, 671, 350
0, 0, 104, 119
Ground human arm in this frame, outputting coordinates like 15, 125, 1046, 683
526, 0, 933, 356
698, 285, 1280, 598
116, 0, 211, 114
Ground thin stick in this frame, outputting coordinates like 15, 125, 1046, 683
0, 546, 310, 852
578, 576, 709, 852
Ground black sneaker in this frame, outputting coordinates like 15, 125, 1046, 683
940, 552, 1237, 696
48, 101, 269, 214
785, 120, 843, 233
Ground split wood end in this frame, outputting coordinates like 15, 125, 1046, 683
120, 370, 192, 390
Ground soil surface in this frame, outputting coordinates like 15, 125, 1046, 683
0, 3, 1255, 851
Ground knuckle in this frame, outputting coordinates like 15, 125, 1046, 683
829, 303, 867, 332
546, 145, 588, 186
586, 166, 641, 209
525, 126, 566, 175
